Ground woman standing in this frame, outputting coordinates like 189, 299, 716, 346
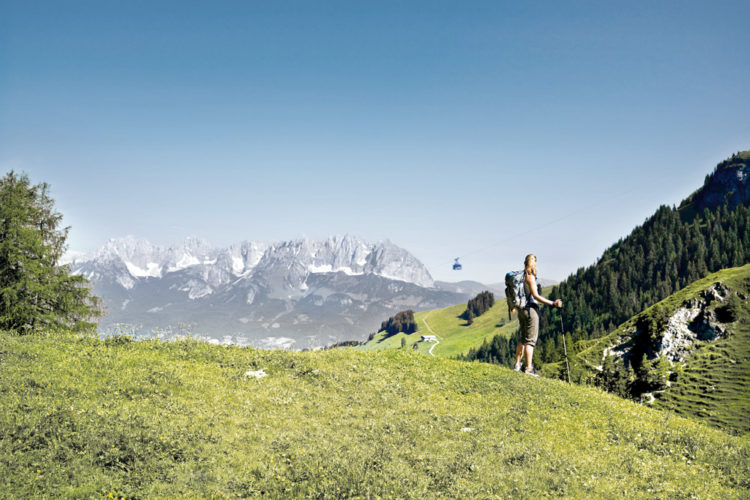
513, 254, 562, 377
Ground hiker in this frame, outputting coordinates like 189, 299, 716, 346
513, 254, 562, 377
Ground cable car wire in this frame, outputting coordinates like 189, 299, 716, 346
449, 174, 676, 268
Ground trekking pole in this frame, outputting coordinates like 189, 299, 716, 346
560, 316, 571, 385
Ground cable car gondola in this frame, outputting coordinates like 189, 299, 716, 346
452, 258, 462, 271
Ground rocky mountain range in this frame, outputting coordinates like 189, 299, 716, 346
70, 235, 472, 349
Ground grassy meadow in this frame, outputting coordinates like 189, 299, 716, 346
1, 332, 749, 498
360, 296, 520, 358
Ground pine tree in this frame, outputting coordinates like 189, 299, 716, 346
596, 354, 629, 398
461, 291, 495, 321
380, 310, 417, 336
0, 172, 101, 333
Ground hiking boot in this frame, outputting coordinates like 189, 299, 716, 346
513, 362, 522, 372
524, 368, 540, 378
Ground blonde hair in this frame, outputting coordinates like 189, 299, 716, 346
524, 254, 537, 278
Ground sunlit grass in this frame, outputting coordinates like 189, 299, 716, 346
1, 332, 748, 498
360, 297, 520, 358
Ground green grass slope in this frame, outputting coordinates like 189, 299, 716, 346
360, 292, 553, 359
655, 267, 750, 434
1, 333, 748, 498
544, 264, 750, 436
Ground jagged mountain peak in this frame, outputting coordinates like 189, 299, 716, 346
75, 235, 434, 288
74, 235, 454, 346
680, 151, 749, 216
171, 236, 213, 255
94, 235, 158, 260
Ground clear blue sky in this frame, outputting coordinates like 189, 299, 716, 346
1, 1, 748, 282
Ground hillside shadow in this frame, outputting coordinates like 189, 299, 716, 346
456, 314, 472, 327
377, 331, 416, 343
376, 331, 392, 343
496, 313, 516, 328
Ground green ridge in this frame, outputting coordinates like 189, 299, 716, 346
655, 289, 750, 435
1, 333, 748, 498
359, 298, 519, 358
360, 288, 554, 359
544, 264, 750, 436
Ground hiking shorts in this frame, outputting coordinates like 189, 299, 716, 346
519, 306, 540, 347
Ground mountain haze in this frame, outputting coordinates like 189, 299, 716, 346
72, 235, 470, 348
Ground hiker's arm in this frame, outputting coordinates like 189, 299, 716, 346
526, 274, 562, 308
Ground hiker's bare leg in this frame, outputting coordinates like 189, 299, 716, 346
524, 345, 534, 370
514, 342, 524, 366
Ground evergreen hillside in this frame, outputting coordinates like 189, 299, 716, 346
1, 333, 748, 498
544, 264, 750, 436
360, 296, 520, 358
533, 153, 749, 367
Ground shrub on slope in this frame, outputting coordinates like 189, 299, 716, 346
460, 291, 495, 325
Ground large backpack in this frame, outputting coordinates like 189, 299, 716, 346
504, 271, 542, 319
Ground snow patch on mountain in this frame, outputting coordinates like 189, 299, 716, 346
124, 261, 162, 278
309, 264, 335, 274
179, 279, 213, 300
232, 256, 244, 274
117, 275, 134, 290
74, 235, 433, 289
308, 264, 361, 276
169, 254, 200, 272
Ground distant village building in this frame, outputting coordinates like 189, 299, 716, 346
421, 335, 437, 342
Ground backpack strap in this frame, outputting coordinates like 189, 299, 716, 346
524, 272, 538, 308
